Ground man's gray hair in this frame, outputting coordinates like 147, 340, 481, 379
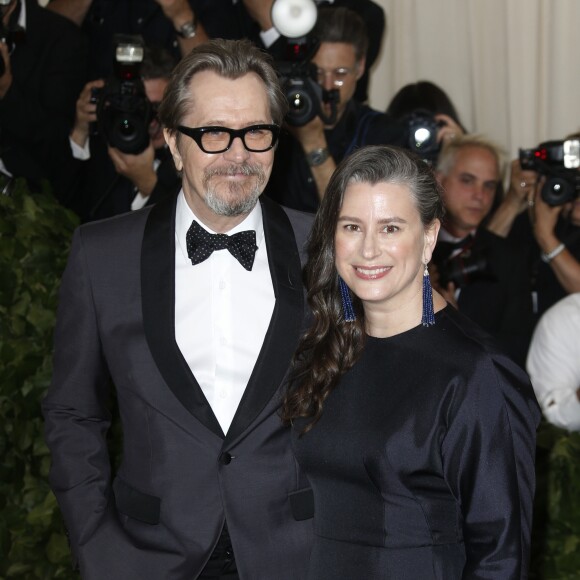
436, 134, 506, 178
158, 38, 287, 134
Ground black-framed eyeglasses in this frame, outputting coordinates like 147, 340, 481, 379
177, 124, 280, 154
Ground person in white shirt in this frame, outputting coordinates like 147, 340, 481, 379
527, 292, 580, 431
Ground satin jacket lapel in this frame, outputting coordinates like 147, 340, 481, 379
141, 195, 224, 438
224, 197, 305, 445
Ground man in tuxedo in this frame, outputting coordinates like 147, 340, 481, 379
431, 135, 534, 366
43, 38, 313, 579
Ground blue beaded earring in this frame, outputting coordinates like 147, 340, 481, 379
339, 276, 356, 322
421, 262, 435, 327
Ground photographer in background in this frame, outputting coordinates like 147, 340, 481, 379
265, 7, 408, 213
431, 135, 534, 366
47, 0, 208, 80
55, 45, 180, 222
487, 138, 580, 319
385, 80, 467, 165
0, 0, 86, 192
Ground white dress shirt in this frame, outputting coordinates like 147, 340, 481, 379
527, 293, 580, 432
174, 191, 275, 434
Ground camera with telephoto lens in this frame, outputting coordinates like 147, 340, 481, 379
91, 34, 152, 155
519, 139, 580, 206
434, 245, 495, 289
403, 109, 445, 164
275, 37, 339, 127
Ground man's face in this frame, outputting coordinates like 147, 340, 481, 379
165, 70, 275, 232
144, 77, 169, 150
311, 42, 364, 127
437, 146, 500, 238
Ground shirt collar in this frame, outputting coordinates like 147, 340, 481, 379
438, 227, 476, 244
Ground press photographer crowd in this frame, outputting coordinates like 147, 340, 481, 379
1, 0, 580, 577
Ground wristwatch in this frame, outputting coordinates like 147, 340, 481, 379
176, 18, 197, 39
305, 147, 330, 167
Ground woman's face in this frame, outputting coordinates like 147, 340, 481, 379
334, 181, 438, 315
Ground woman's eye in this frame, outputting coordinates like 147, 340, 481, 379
383, 225, 399, 234
344, 224, 360, 232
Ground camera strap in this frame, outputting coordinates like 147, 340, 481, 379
344, 109, 381, 157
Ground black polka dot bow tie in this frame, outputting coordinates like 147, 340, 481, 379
186, 220, 258, 271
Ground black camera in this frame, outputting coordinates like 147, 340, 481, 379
276, 38, 339, 127
403, 110, 445, 164
519, 139, 580, 206
435, 245, 494, 289
92, 35, 152, 155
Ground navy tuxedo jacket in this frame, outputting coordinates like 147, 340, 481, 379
43, 195, 314, 579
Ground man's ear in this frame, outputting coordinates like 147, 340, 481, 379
355, 57, 366, 80
164, 128, 183, 172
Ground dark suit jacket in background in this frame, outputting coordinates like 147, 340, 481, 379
0, 0, 87, 189
433, 228, 534, 367
42, 195, 314, 579
53, 136, 181, 223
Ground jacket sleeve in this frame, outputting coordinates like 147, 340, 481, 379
42, 227, 132, 572
441, 354, 541, 579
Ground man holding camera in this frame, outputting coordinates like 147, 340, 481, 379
264, 6, 406, 213
55, 45, 181, 222
43, 38, 313, 579
431, 135, 534, 366
0, 0, 86, 191
487, 145, 580, 319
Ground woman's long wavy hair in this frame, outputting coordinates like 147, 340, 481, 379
281, 145, 444, 433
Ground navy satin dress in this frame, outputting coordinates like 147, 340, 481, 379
293, 306, 540, 579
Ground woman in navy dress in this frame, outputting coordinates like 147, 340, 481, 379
282, 145, 540, 579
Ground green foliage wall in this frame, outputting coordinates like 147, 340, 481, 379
0, 181, 79, 579
532, 423, 580, 580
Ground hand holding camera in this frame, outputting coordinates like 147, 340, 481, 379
71, 79, 105, 148
107, 142, 157, 197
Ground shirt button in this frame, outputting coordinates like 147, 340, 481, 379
219, 280, 226, 290
220, 336, 227, 345
219, 452, 232, 465
219, 390, 227, 399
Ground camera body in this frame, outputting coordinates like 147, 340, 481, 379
275, 38, 339, 127
403, 110, 445, 164
434, 245, 494, 289
277, 59, 327, 127
519, 139, 580, 206
92, 35, 152, 155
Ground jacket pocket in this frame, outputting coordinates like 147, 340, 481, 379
288, 487, 314, 521
113, 477, 161, 525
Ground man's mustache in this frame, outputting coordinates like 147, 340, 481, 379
205, 164, 265, 179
